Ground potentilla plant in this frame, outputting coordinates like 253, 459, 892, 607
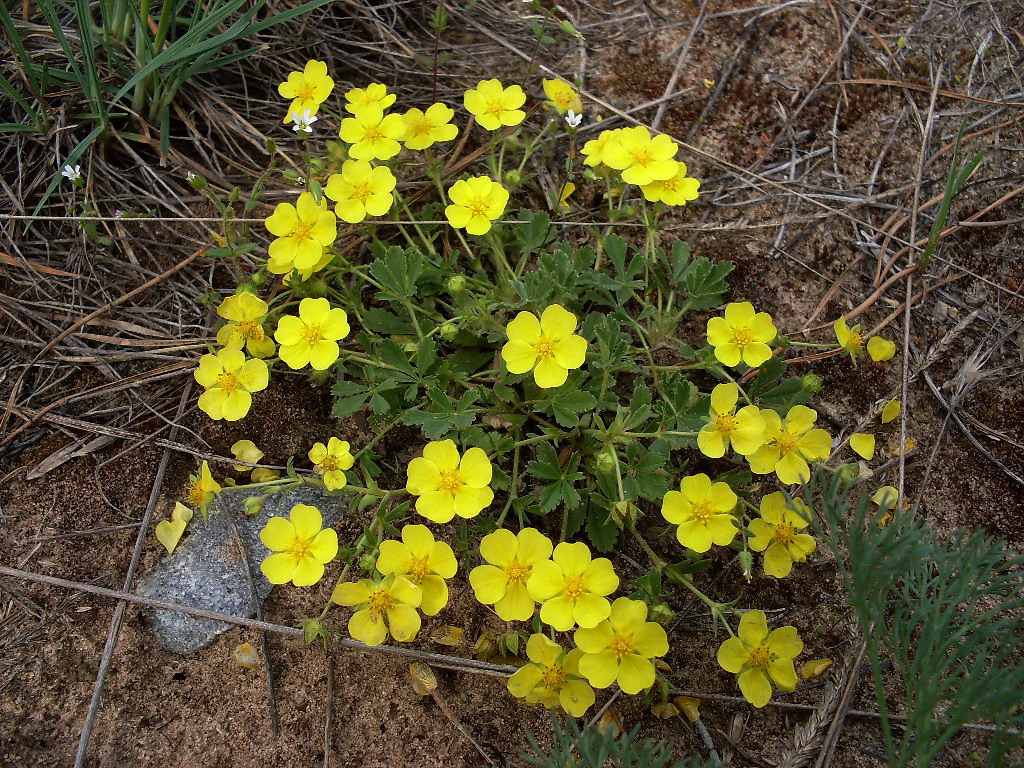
164, 60, 901, 716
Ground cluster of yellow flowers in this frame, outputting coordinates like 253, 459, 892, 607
581, 125, 701, 205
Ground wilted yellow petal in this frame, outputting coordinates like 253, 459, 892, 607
408, 662, 438, 696
234, 642, 260, 668
800, 658, 833, 680
867, 336, 897, 362
597, 707, 623, 737
674, 696, 701, 722
430, 625, 465, 647
156, 519, 188, 554
650, 702, 678, 719
881, 399, 900, 424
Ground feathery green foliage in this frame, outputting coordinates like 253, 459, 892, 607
810, 471, 1024, 767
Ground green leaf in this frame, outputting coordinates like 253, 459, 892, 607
361, 307, 414, 335
403, 387, 479, 440
369, 245, 425, 300
447, 350, 493, 377
683, 256, 734, 310
539, 383, 596, 428
513, 208, 554, 254
586, 506, 620, 552
331, 380, 370, 417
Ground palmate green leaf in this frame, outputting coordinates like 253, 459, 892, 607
683, 256, 733, 310
527, 444, 583, 514
361, 307, 414, 335
535, 375, 595, 428
512, 208, 554, 254
585, 505, 620, 552
331, 379, 370, 417
369, 245, 425, 300
403, 388, 479, 440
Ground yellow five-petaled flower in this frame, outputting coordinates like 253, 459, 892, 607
400, 102, 459, 150
376, 524, 457, 616
706, 301, 777, 368
501, 304, 588, 389
184, 460, 221, 516
444, 176, 509, 236
748, 492, 816, 578
717, 610, 802, 708
573, 597, 669, 694
507, 634, 595, 717
527, 541, 619, 631
274, 297, 350, 371
216, 291, 275, 358
265, 192, 337, 275
697, 382, 766, 458
259, 503, 338, 587
277, 60, 334, 123
308, 437, 354, 491
324, 160, 397, 224
747, 406, 832, 484
406, 439, 494, 524
469, 527, 553, 621
332, 573, 422, 646
194, 346, 269, 422
339, 105, 406, 161
661, 473, 738, 553
463, 79, 526, 131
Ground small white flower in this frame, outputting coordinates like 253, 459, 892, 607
565, 110, 583, 128
61, 164, 82, 182
186, 171, 197, 183
114, 209, 123, 219
290, 110, 318, 134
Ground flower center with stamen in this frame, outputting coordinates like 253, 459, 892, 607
533, 337, 555, 358
185, 482, 208, 507
368, 587, 393, 614
505, 560, 530, 585
238, 320, 264, 341
609, 634, 634, 660
296, 83, 315, 102
848, 332, 863, 353
408, 555, 431, 584
749, 645, 773, 668
632, 149, 652, 166
292, 222, 312, 242
466, 197, 489, 217
351, 183, 372, 202
773, 521, 796, 544
776, 433, 800, 455
363, 125, 383, 141
540, 665, 567, 690
438, 469, 462, 494
691, 500, 715, 524
486, 100, 505, 117
318, 454, 340, 472
301, 325, 322, 345
564, 576, 586, 600
217, 371, 240, 393
730, 327, 753, 347
714, 413, 738, 433
289, 537, 313, 560
411, 117, 433, 136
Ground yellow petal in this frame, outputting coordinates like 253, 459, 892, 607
867, 335, 896, 362
850, 432, 875, 460
800, 659, 833, 680
716, 636, 749, 673
349, 609, 388, 646
738, 667, 772, 707
156, 519, 188, 554
881, 398, 901, 424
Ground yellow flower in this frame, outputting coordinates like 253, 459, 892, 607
881, 398, 901, 424
555, 181, 575, 211
273, 297, 350, 370
339, 105, 406, 161
542, 78, 582, 114
661, 473, 738, 553
464, 79, 526, 131
833, 315, 864, 360
601, 125, 679, 186
639, 161, 701, 205
184, 460, 221, 515
156, 502, 193, 554
376, 524, 457, 616
400, 102, 458, 150
748, 492, 816, 578
706, 302, 777, 367
507, 634, 595, 717
717, 610, 802, 707
747, 406, 832, 484
469, 527, 553, 621
265, 192, 337, 275
324, 160, 397, 224
308, 437, 354, 490
344, 83, 396, 114
867, 335, 897, 362
527, 542, 619, 631
573, 597, 669, 694
332, 573, 422, 646
259, 503, 338, 587
580, 128, 622, 167
277, 60, 334, 123
194, 347, 269, 421
230, 439, 279, 483
850, 432, 875, 460
216, 291, 275, 358
444, 176, 509, 236
697, 382, 766, 458
406, 439, 494, 523
501, 304, 588, 389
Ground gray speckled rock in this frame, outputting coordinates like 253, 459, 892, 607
136, 485, 346, 654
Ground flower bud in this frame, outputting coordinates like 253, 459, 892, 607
402, 341, 418, 354
186, 171, 206, 191
243, 496, 265, 517
559, 20, 582, 38
504, 169, 521, 187
801, 373, 824, 395
265, 138, 277, 155
835, 462, 860, 488
611, 500, 636, 528
447, 274, 466, 293
739, 550, 754, 582
439, 321, 458, 341
595, 449, 616, 474
358, 553, 378, 573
